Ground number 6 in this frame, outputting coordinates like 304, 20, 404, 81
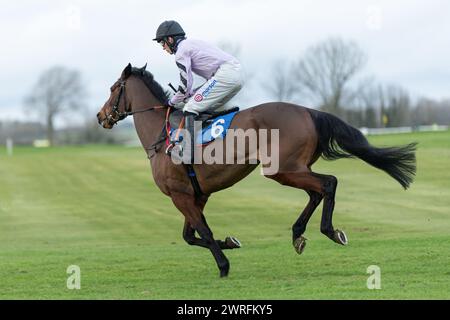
211, 119, 225, 138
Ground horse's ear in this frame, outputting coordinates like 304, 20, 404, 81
139, 63, 147, 75
122, 63, 132, 79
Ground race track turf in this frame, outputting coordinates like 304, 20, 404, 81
0, 130, 449, 299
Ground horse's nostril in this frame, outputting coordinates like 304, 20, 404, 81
96, 112, 100, 118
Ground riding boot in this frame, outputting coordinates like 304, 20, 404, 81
183, 111, 197, 164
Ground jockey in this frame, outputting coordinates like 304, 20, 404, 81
153, 20, 244, 163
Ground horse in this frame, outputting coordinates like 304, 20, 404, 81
97, 63, 417, 277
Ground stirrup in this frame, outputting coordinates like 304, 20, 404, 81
165, 143, 174, 155
165, 135, 181, 154
165, 143, 183, 157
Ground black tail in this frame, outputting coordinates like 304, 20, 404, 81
307, 109, 417, 189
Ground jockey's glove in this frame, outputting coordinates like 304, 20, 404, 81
164, 99, 173, 108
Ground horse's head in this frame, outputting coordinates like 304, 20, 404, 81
96, 63, 133, 129
97, 63, 168, 129
97, 63, 147, 129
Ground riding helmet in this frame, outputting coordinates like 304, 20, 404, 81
153, 20, 185, 42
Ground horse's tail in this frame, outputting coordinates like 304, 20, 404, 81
307, 109, 417, 189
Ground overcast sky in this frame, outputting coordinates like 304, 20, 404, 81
1, 0, 449, 124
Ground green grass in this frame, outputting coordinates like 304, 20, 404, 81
0, 131, 449, 299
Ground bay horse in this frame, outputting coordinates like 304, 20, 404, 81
97, 63, 417, 277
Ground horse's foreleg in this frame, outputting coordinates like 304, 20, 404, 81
172, 193, 230, 277
183, 219, 209, 248
200, 214, 241, 249
191, 214, 230, 277
183, 218, 241, 250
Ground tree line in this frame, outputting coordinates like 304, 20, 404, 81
264, 37, 449, 129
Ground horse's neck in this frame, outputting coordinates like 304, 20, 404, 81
128, 78, 166, 157
133, 109, 165, 152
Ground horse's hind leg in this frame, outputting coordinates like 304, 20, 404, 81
310, 172, 348, 245
269, 171, 347, 250
292, 191, 323, 254
268, 171, 323, 253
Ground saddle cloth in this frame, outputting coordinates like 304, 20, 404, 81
169, 107, 240, 145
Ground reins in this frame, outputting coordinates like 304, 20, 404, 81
118, 105, 167, 120
146, 106, 174, 158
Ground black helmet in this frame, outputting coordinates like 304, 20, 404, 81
153, 20, 185, 42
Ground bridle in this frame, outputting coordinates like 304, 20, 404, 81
105, 80, 128, 125
105, 79, 165, 126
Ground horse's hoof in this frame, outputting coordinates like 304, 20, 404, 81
220, 267, 229, 278
293, 236, 307, 254
225, 236, 241, 249
219, 260, 230, 278
334, 229, 348, 245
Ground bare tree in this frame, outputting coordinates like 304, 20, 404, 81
24, 66, 85, 146
381, 85, 411, 127
294, 37, 367, 116
262, 59, 300, 102
351, 79, 385, 127
412, 97, 450, 126
412, 97, 436, 126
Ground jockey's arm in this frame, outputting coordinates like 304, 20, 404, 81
168, 53, 193, 107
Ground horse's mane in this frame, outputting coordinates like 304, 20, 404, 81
131, 67, 169, 104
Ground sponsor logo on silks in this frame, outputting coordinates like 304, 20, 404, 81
202, 79, 217, 98
193, 79, 217, 103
